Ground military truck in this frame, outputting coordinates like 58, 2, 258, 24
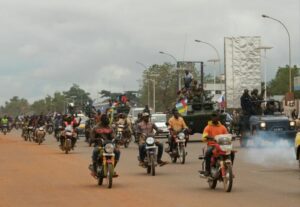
240, 100, 296, 147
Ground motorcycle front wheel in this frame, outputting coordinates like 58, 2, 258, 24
223, 165, 233, 192
107, 163, 114, 188
150, 155, 155, 176
178, 144, 186, 164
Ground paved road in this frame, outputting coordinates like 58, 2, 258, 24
0, 131, 299, 207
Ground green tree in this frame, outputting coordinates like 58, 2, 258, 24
268, 65, 300, 97
63, 84, 92, 111
0, 96, 30, 116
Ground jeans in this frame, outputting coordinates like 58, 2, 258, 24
205, 146, 214, 172
139, 142, 163, 162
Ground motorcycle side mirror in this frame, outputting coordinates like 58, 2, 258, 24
165, 122, 169, 126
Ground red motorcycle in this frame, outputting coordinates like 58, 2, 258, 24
199, 134, 236, 192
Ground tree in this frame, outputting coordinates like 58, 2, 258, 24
63, 84, 92, 111
0, 96, 30, 116
268, 65, 300, 97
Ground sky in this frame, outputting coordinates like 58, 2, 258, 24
0, 0, 299, 105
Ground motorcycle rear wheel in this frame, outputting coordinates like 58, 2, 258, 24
107, 164, 114, 188
223, 165, 233, 192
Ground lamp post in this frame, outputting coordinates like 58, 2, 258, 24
256, 46, 273, 101
194, 40, 221, 74
207, 59, 220, 95
262, 14, 292, 93
136, 61, 150, 107
159, 51, 180, 90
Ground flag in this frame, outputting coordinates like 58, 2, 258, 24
217, 94, 225, 109
176, 99, 188, 115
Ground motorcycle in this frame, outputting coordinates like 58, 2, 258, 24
36, 126, 46, 145
167, 130, 188, 164
2, 124, 8, 135
46, 122, 54, 135
61, 125, 75, 154
199, 134, 235, 192
138, 136, 158, 176
26, 126, 35, 141
93, 138, 117, 188
116, 124, 131, 148
55, 126, 63, 142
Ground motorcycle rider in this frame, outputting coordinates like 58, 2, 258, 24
60, 114, 81, 149
1, 115, 9, 132
90, 114, 120, 177
200, 112, 229, 177
116, 113, 132, 137
166, 108, 188, 153
35, 114, 46, 139
54, 114, 63, 140
137, 112, 167, 166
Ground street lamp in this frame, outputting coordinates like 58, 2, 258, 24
207, 59, 220, 95
136, 61, 150, 107
262, 14, 292, 93
194, 40, 221, 74
256, 46, 273, 101
159, 51, 181, 90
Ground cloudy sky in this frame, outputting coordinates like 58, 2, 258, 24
0, 0, 299, 105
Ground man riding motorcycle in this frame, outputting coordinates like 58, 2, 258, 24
1, 115, 9, 132
166, 108, 188, 153
60, 115, 81, 149
137, 112, 167, 166
200, 112, 229, 177
54, 114, 63, 139
90, 114, 120, 177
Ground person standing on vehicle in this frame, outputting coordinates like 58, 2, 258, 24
137, 113, 167, 166
183, 70, 193, 89
200, 112, 229, 177
291, 109, 298, 120
167, 108, 188, 153
89, 114, 120, 177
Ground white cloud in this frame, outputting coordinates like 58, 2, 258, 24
0, 0, 299, 105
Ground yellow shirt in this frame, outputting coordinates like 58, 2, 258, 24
168, 116, 187, 132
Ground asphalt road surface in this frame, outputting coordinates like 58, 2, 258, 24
0, 131, 299, 207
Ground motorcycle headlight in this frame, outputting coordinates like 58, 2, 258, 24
178, 132, 185, 140
39, 127, 44, 131
104, 143, 114, 153
290, 121, 295, 127
260, 122, 266, 128
146, 137, 155, 145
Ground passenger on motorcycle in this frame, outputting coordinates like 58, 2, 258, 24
137, 112, 167, 166
60, 114, 81, 149
166, 108, 188, 153
90, 114, 120, 177
200, 112, 230, 177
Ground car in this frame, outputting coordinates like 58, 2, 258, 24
128, 107, 152, 124
151, 113, 169, 138
295, 132, 300, 169
240, 100, 297, 147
